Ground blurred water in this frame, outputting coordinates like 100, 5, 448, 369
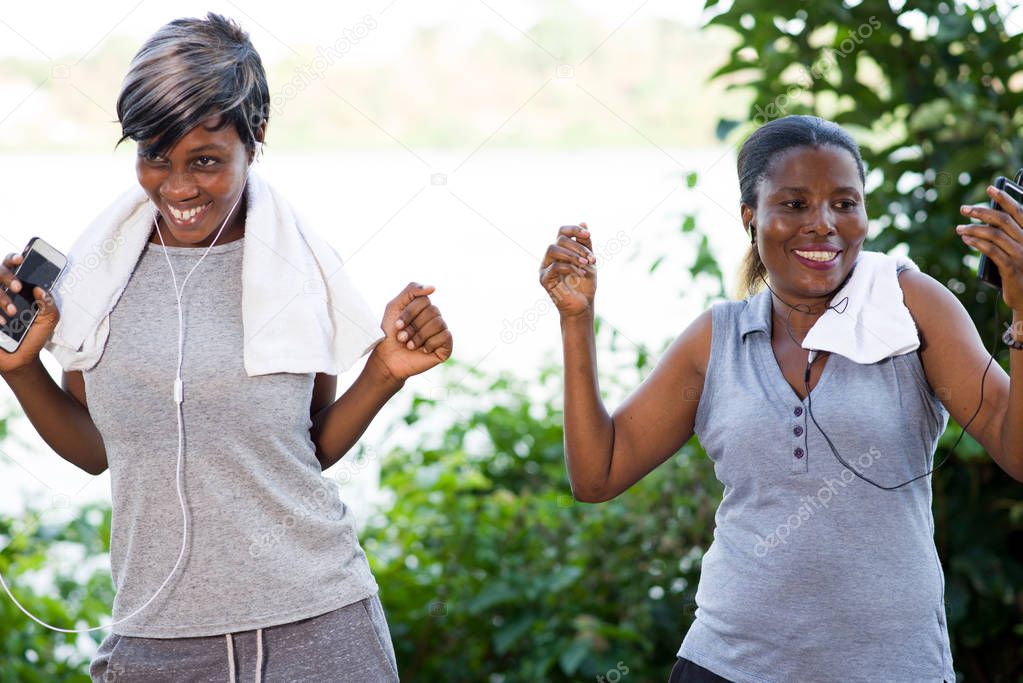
0, 147, 744, 523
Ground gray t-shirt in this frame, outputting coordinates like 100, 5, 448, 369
84, 237, 379, 638
679, 284, 954, 683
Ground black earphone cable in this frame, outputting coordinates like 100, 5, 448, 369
755, 269, 998, 491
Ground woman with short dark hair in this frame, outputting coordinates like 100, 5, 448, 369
540, 114, 1023, 682
0, 13, 452, 682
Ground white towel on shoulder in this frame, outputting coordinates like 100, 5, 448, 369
44, 169, 385, 376
801, 251, 920, 364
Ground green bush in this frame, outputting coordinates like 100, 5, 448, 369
0, 503, 113, 683
361, 353, 722, 682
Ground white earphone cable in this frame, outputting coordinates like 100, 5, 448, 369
0, 168, 249, 634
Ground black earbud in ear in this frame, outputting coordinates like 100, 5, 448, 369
748, 223, 756, 243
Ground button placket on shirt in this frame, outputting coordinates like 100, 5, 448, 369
790, 404, 808, 473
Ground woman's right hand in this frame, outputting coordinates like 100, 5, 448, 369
0, 252, 60, 375
539, 223, 598, 318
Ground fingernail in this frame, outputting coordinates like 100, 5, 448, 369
395, 319, 404, 329
955, 226, 964, 234
10, 281, 20, 292
960, 205, 971, 214
6, 304, 15, 314
398, 331, 407, 341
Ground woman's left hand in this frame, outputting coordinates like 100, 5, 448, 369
958, 183, 1023, 312
370, 282, 452, 383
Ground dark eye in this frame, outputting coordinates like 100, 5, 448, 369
195, 156, 218, 167
835, 199, 857, 210
784, 200, 805, 209
141, 151, 165, 164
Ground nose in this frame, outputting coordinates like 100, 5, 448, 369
159, 168, 199, 204
804, 202, 836, 234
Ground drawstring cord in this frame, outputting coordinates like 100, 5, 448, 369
226, 633, 236, 683
225, 628, 263, 682
256, 628, 264, 683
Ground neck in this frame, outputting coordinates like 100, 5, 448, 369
769, 291, 830, 344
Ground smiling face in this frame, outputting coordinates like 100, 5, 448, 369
741, 144, 868, 307
136, 114, 261, 248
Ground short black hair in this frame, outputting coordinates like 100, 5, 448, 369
115, 12, 269, 157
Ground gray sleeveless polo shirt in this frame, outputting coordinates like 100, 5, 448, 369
83, 237, 379, 638
678, 284, 955, 682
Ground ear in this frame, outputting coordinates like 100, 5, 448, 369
248, 123, 267, 164
740, 203, 755, 237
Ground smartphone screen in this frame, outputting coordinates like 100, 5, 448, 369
0, 244, 64, 345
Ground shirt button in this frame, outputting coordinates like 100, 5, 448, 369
794, 447, 804, 459
793, 425, 803, 436
794, 406, 803, 416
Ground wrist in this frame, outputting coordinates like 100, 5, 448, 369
560, 309, 595, 329
365, 349, 406, 392
1002, 311, 1023, 349
1, 357, 42, 384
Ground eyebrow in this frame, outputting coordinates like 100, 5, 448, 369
186, 143, 228, 154
775, 186, 861, 196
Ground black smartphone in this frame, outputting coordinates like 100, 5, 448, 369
0, 237, 67, 353
977, 175, 1023, 290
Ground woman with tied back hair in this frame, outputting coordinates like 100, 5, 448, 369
540, 114, 1023, 682
0, 13, 451, 682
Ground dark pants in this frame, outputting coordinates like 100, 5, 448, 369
668, 657, 733, 683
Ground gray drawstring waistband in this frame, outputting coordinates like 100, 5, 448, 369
226, 628, 264, 683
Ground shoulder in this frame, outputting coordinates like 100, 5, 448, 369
656, 307, 713, 381
896, 268, 974, 352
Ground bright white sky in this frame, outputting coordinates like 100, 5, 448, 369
0, 0, 712, 64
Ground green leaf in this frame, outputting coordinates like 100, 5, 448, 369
558, 638, 590, 675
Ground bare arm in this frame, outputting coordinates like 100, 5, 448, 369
311, 281, 453, 471
898, 269, 1022, 481
310, 352, 403, 471
542, 223, 712, 503
1, 363, 108, 475
561, 309, 711, 502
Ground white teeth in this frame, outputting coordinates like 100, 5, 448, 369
168, 202, 210, 224
794, 250, 838, 262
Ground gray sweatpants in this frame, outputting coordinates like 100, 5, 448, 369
89, 594, 399, 682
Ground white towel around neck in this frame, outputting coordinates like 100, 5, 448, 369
44, 169, 385, 376
800, 250, 920, 364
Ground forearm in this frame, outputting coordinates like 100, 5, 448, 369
1001, 310, 1023, 479
561, 311, 615, 501
311, 350, 404, 471
1, 358, 107, 475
